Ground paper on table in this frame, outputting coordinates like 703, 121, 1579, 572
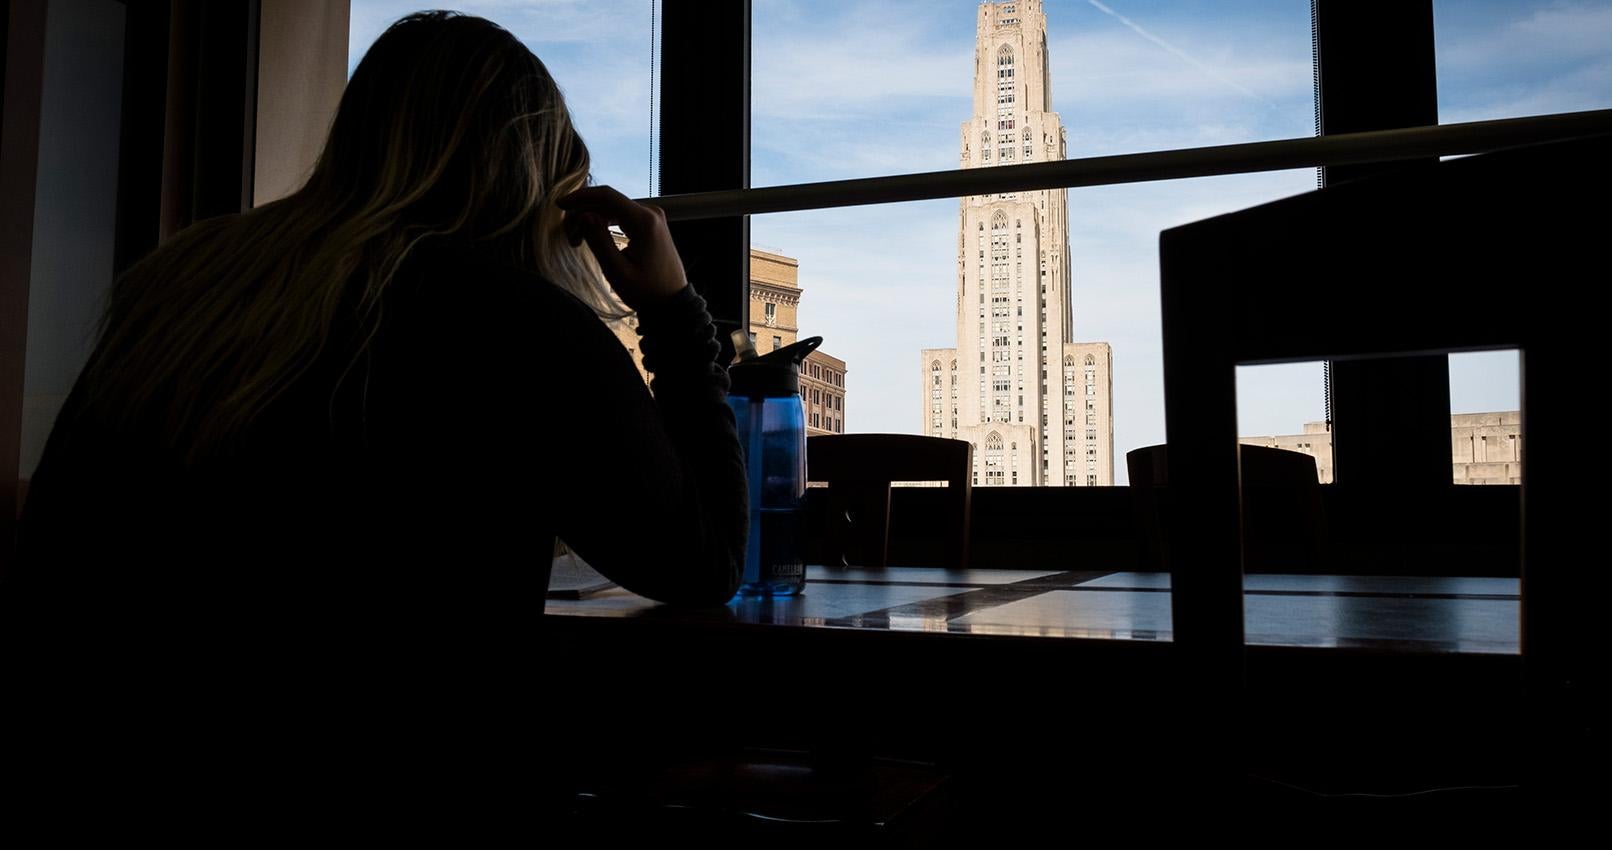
547, 540, 616, 599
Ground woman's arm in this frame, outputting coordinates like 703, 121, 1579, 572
540, 187, 746, 605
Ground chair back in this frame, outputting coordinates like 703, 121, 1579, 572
1128, 444, 1328, 573
806, 434, 972, 568
1158, 135, 1607, 792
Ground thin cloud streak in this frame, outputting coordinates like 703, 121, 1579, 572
1085, 0, 1282, 112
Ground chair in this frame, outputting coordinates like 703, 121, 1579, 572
1127, 444, 1328, 573
805, 433, 972, 569
1157, 134, 1606, 799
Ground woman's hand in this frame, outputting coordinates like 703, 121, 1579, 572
559, 186, 688, 311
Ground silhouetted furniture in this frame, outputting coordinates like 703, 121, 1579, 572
565, 435, 970, 837
805, 434, 972, 569
1128, 444, 1328, 573
549, 566, 1526, 821
1158, 134, 1607, 799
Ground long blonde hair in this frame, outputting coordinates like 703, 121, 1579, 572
75, 11, 621, 463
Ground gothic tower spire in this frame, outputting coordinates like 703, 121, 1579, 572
921, 0, 1114, 488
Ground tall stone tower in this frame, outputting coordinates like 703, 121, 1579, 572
921, 0, 1114, 487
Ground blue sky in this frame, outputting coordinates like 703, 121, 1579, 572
350, 1, 1611, 482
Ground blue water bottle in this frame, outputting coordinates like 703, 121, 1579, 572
727, 331, 822, 597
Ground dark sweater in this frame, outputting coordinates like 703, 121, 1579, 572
3, 238, 746, 830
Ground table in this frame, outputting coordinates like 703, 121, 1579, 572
547, 565, 1520, 655
545, 565, 1527, 808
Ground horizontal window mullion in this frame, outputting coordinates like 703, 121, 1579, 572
642, 109, 1612, 221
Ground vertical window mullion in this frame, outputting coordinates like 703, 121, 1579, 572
1314, 0, 1449, 490
658, 0, 751, 363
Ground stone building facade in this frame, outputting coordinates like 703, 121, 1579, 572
608, 244, 848, 437
921, 0, 1115, 487
748, 248, 847, 436
1237, 422, 1336, 484
1449, 411, 1521, 485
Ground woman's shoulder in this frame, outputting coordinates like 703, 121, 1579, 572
399, 238, 589, 311
387, 238, 623, 359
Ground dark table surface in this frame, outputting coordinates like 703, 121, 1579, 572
545, 566, 1519, 655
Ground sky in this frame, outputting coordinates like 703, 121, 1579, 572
349, 1, 1611, 483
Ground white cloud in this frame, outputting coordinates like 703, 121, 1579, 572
1508, 0, 1612, 53
1049, 14, 1313, 113
750, 1, 975, 183
752, 1, 1317, 184
753, 126, 962, 188
1435, 1, 1612, 122
754, 33, 973, 117
1082, 0, 1286, 108
1438, 1, 1612, 70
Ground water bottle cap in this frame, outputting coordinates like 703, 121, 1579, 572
728, 335, 823, 398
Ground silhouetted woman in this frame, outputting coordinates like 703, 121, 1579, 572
6, 12, 744, 833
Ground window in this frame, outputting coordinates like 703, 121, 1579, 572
11, 0, 1577, 698
772, 335, 782, 351
745, 176, 1309, 483
1237, 361, 1330, 482
754, 1, 1317, 191
1449, 350, 1522, 485
744, 0, 1568, 493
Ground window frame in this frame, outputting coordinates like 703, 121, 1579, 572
655, 0, 1609, 490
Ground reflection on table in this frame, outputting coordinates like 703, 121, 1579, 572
545, 565, 1519, 655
